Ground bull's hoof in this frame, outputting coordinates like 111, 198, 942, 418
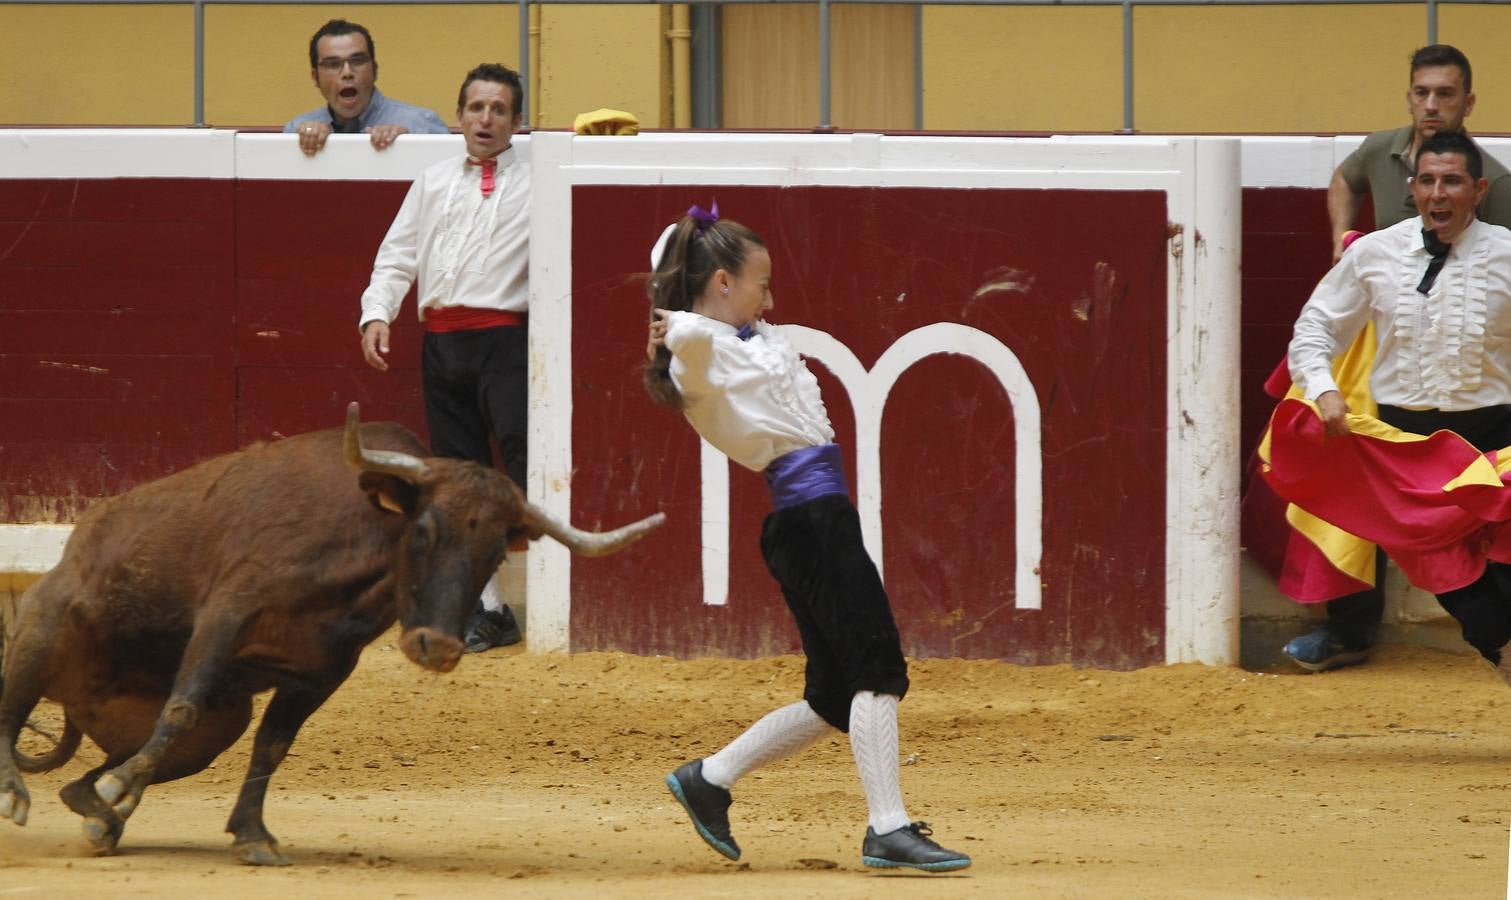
234, 839, 291, 866
0, 788, 31, 826
115, 793, 140, 818
82, 815, 122, 855
94, 773, 127, 805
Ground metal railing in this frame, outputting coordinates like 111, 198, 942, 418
3, 0, 1479, 131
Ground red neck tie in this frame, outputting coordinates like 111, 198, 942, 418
467, 156, 497, 198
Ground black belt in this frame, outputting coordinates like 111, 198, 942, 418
1376, 404, 1511, 453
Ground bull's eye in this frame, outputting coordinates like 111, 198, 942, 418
468, 517, 479, 531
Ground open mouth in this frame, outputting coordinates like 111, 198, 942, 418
339, 87, 359, 102
1428, 210, 1454, 226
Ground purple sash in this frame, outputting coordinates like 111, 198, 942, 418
763, 444, 849, 510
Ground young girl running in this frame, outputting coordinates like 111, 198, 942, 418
644, 205, 971, 873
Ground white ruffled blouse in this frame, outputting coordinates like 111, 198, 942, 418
663, 311, 834, 472
1289, 216, 1511, 411
359, 147, 530, 329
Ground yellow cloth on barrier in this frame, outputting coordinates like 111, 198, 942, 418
573, 108, 640, 135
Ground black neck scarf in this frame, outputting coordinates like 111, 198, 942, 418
1418, 229, 1452, 295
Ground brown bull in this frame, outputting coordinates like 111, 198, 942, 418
0, 402, 663, 865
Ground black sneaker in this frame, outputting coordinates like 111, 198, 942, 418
861, 821, 971, 872
664, 759, 740, 860
1282, 628, 1371, 672
462, 607, 521, 653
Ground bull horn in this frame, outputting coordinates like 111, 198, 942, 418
521, 504, 667, 557
343, 402, 431, 483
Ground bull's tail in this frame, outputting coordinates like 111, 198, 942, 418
3, 582, 82, 774
522, 505, 667, 557
14, 714, 82, 774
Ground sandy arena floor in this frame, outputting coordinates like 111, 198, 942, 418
2, 636, 1509, 898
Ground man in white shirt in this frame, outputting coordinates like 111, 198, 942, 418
1287, 130, 1511, 671
1281, 44, 1492, 673
358, 63, 529, 652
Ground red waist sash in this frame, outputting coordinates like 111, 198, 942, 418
423, 306, 526, 333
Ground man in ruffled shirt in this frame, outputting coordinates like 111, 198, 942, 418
1277, 44, 1511, 672
1287, 130, 1511, 671
285, 19, 450, 157
358, 63, 530, 652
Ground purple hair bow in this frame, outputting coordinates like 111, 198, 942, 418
687, 200, 719, 233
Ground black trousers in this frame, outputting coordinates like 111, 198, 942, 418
759, 494, 910, 732
421, 325, 527, 490
1375, 404, 1511, 662
1323, 552, 1386, 650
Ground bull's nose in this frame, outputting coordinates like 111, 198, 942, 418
398, 627, 464, 673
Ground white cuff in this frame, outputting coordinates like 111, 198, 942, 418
1302, 369, 1340, 401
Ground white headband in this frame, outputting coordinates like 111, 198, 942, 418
650, 202, 719, 271
649, 222, 678, 271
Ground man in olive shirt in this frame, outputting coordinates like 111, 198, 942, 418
1329, 44, 1511, 263
1284, 44, 1511, 671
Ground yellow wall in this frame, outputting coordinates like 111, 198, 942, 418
1135, 5, 1511, 134
536, 6, 664, 129
1441, 7, 1511, 135
4, 3, 1511, 134
1134, 6, 1420, 133
206, 5, 524, 128
0, 5, 193, 125
924, 8, 1123, 132
922, 5, 1511, 135
0, 3, 647, 129
724, 5, 915, 130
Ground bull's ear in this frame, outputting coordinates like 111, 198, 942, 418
359, 472, 420, 516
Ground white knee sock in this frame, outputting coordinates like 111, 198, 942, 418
849, 691, 911, 834
701, 700, 832, 789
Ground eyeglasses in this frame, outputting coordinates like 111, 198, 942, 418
317, 53, 372, 73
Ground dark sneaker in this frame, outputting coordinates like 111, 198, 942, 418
861, 821, 971, 872
1282, 628, 1371, 672
664, 760, 739, 861
463, 607, 521, 653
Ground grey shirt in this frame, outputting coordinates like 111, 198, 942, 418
1338, 124, 1511, 229
284, 88, 449, 135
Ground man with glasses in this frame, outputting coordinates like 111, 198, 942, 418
285, 19, 449, 156
1271, 131, 1511, 687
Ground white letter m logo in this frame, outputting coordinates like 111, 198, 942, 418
695, 322, 1042, 612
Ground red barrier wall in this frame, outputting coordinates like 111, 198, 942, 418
0, 178, 427, 522
1, 174, 1331, 664
231, 180, 426, 443
1238, 188, 1372, 465
566, 185, 1172, 667
1, 179, 237, 521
